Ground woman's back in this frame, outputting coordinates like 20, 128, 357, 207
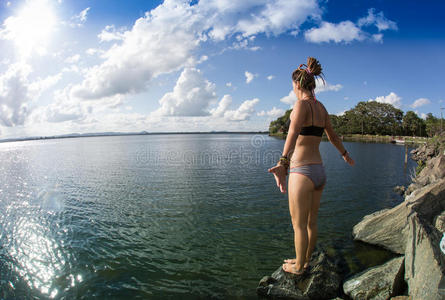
290, 99, 327, 166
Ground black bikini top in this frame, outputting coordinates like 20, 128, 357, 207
300, 100, 324, 137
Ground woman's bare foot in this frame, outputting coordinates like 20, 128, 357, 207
283, 259, 310, 270
282, 262, 305, 275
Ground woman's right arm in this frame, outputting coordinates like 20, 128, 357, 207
324, 114, 355, 166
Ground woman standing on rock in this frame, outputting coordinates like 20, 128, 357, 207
268, 57, 355, 275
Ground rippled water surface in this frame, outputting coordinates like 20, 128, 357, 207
0, 134, 416, 299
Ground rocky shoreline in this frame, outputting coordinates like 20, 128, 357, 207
257, 134, 445, 299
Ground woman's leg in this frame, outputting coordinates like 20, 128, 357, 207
284, 173, 313, 272
305, 186, 323, 265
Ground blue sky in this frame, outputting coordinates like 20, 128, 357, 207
0, 0, 444, 138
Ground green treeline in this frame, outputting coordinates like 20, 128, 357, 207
269, 101, 443, 137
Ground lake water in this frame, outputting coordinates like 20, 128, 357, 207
0, 134, 416, 299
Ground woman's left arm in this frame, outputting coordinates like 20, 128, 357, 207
268, 101, 306, 193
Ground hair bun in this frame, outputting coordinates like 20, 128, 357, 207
307, 57, 322, 76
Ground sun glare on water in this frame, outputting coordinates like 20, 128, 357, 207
4, 0, 56, 58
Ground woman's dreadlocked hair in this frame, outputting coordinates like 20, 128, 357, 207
291, 57, 325, 91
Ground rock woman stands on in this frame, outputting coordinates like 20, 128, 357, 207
268, 57, 355, 275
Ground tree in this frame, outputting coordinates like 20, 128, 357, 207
269, 109, 292, 134
425, 113, 441, 137
403, 111, 426, 136
340, 101, 403, 135
328, 114, 348, 135
269, 100, 433, 137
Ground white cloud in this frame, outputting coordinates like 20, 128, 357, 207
43, 102, 85, 123
62, 65, 81, 74
98, 25, 125, 42
420, 113, 427, 120
153, 68, 217, 117
29, 87, 85, 124
0, 63, 62, 127
372, 34, 383, 43
224, 98, 259, 121
230, 35, 261, 51
78, 7, 90, 22
314, 77, 342, 93
305, 21, 365, 43
336, 110, 346, 116
71, 2, 202, 100
64, 54, 80, 64
0, 63, 32, 126
267, 75, 275, 80
210, 95, 232, 117
280, 80, 341, 107
201, 0, 321, 40
70, 7, 90, 28
257, 107, 284, 118
280, 90, 297, 106
358, 8, 397, 32
30, 87, 126, 125
71, 0, 322, 101
245, 71, 257, 84
0, 58, 10, 65
29, 73, 62, 93
305, 8, 397, 44
226, 82, 232, 87
369, 92, 402, 108
210, 95, 261, 121
410, 98, 430, 109
85, 48, 104, 56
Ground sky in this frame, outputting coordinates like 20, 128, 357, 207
0, 0, 444, 138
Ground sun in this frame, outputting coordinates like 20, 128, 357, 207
4, 0, 57, 58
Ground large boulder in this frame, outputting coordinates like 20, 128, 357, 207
404, 212, 445, 299
257, 249, 342, 299
352, 179, 445, 254
352, 205, 408, 254
414, 154, 445, 187
343, 256, 405, 300
410, 141, 440, 162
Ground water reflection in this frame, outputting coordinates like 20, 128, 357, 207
0, 135, 417, 298
38, 185, 65, 213
0, 144, 74, 298
11, 214, 62, 297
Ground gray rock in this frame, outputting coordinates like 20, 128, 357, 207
352, 179, 445, 255
408, 154, 445, 195
415, 155, 445, 186
410, 145, 426, 161
352, 204, 409, 254
394, 185, 406, 195
426, 146, 436, 158
404, 213, 445, 300
434, 210, 445, 232
343, 256, 405, 300
407, 179, 445, 224
257, 249, 341, 299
